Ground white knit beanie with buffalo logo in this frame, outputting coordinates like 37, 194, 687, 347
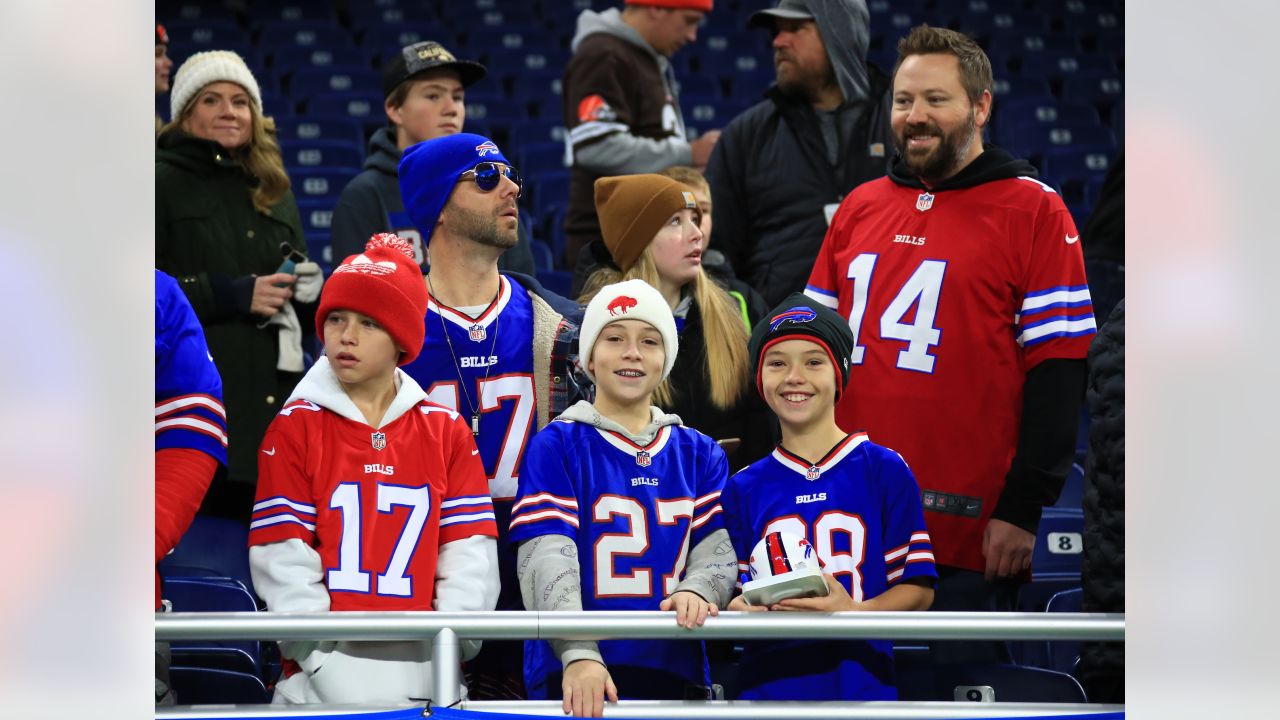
579, 278, 678, 383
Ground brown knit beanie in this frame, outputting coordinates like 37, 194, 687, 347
594, 174, 699, 273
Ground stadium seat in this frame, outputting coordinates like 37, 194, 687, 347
305, 91, 387, 122
897, 663, 1087, 703
509, 121, 566, 148
288, 67, 381, 100
995, 99, 1102, 147
1040, 147, 1114, 204
158, 514, 256, 596
988, 29, 1082, 55
163, 577, 263, 678
305, 232, 335, 275
360, 25, 459, 55
1032, 506, 1085, 577
168, 667, 270, 704
280, 139, 364, 169
271, 46, 369, 74
258, 21, 352, 50
536, 270, 573, 298
1044, 587, 1085, 674
290, 168, 359, 202
258, 91, 295, 119
255, 0, 336, 24
1017, 53, 1118, 79
1061, 74, 1125, 108
678, 74, 724, 99
276, 116, 365, 146
162, 20, 250, 52
518, 142, 568, 175
682, 94, 736, 128
990, 76, 1053, 100
161, 3, 238, 23
297, 198, 336, 235
1054, 463, 1085, 510
530, 240, 554, 273
347, 3, 438, 30
1006, 123, 1116, 165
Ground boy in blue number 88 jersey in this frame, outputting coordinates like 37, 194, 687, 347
721, 293, 937, 700
510, 278, 736, 717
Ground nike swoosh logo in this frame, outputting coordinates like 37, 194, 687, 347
1065, 234, 1079, 244
262, 447, 276, 456
471, 449, 479, 456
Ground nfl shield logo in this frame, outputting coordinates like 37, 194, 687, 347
371, 431, 386, 451
916, 192, 935, 211
636, 450, 652, 467
468, 324, 486, 342
806, 465, 820, 481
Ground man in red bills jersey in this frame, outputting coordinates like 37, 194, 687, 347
248, 235, 498, 704
805, 26, 1096, 662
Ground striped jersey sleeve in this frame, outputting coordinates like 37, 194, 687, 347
877, 450, 937, 587
690, 434, 728, 547
248, 419, 316, 547
440, 418, 498, 543
154, 270, 227, 465
509, 425, 580, 542
1016, 194, 1097, 365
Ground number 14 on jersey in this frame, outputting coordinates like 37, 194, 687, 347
845, 254, 948, 374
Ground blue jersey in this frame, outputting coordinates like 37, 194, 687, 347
154, 270, 227, 465
721, 432, 936, 700
510, 416, 728, 698
402, 275, 536, 501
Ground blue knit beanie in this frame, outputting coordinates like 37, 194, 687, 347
398, 133, 514, 245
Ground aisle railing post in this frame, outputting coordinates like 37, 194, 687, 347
432, 626, 461, 708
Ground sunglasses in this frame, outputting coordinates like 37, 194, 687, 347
457, 162, 522, 198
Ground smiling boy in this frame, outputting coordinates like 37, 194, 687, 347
720, 293, 935, 700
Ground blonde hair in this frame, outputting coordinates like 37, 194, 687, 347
657, 166, 709, 195
160, 92, 291, 214
580, 247, 749, 410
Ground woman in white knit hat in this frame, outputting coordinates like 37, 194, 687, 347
156, 50, 323, 521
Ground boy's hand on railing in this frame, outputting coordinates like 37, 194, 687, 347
770, 574, 855, 612
562, 659, 617, 718
661, 590, 719, 629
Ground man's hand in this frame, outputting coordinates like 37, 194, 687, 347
660, 590, 718, 629
562, 659, 617, 718
727, 594, 768, 612
770, 573, 855, 612
251, 273, 295, 317
689, 130, 721, 168
982, 517, 1035, 580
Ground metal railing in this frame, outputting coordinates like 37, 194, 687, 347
155, 610, 1125, 718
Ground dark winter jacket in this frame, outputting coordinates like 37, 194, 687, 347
155, 130, 312, 488
330, 127, 535, 275
1081, 300, 1124, 694
705, 0, 894, 307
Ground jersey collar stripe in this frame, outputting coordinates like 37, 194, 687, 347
510, 508, 579, 529
596, 425, 672, 457
440, 511, 497, 526
512, 491, 578, 513
428, 275, 512, 331
253, 496, 318, 515
156, 393, 227, 419
249, 514, 315, 532
772, 432, 869, 477
155, 417, 229, 446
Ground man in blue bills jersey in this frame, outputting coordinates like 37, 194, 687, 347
511, 279, 736, 717
396, 133, 586, 699
721, 293, 935, 699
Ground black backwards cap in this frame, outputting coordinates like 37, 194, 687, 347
748, 292, 855, 399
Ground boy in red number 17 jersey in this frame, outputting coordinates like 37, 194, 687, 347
248, 235, 498, 705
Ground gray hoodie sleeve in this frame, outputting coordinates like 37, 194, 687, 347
517, 534, 605, 668
672, 528, 736, 607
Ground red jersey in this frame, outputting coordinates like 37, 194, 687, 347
248, 377, 498, 611
806, 163, 1096, 572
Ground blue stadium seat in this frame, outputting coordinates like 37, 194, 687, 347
536, 270, 572, 298
990, 76, 1053, 100
897, 663, 1087, 703
1041, 147, 1114, 190
465, 91, 521, 126
988, 29, 1083, 55
1054, 463, 1085, 510
1006, 123, 1116, 165
1032, 507, 1084, 577
258, 21, 352, 49
528, 171, 570, 220
530, 240, 554, 273
1062, 9, 1123, 37
995, 99, 1102, 146
258, 91, 296, 120
1018, 53, 1118, 79
161, 3, 238, 23
255, 0, 336, 24
163, 577, 262, 678
682, 94, 737, 129
169, 667, 270, 704
360, 24, 459, 53
162, 20, 250, 51
280, 139, 363, 169
305, 232, 335, 275
1044, 587, 1085, 674
289, 67, 381, 100
347, 3, 438, 30
305, 91, 387, 122
508, 121, 566, 148
276, 116, 365, 146
518, 142, 568, 175
678, 75, 723, 99
290, 168, 359, 202
271, 46, 369, 74
158, 514, 255, 596
1061, 74, 1124, 107
297, 198, 336, 235
170, 647, 261, 675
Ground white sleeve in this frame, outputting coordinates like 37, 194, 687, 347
249, 538, 330, 665
517, 534, 604, 668
434, 535, 500, 661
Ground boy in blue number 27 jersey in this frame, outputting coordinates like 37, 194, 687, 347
722, 293, 938, 700
509, 278, 736, 717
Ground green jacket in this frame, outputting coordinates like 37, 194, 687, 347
156, 130, 310, 488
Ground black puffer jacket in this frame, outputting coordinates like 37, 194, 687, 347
1080, 300, 1124, 700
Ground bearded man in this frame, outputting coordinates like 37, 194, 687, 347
804, 24, 1098, 664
